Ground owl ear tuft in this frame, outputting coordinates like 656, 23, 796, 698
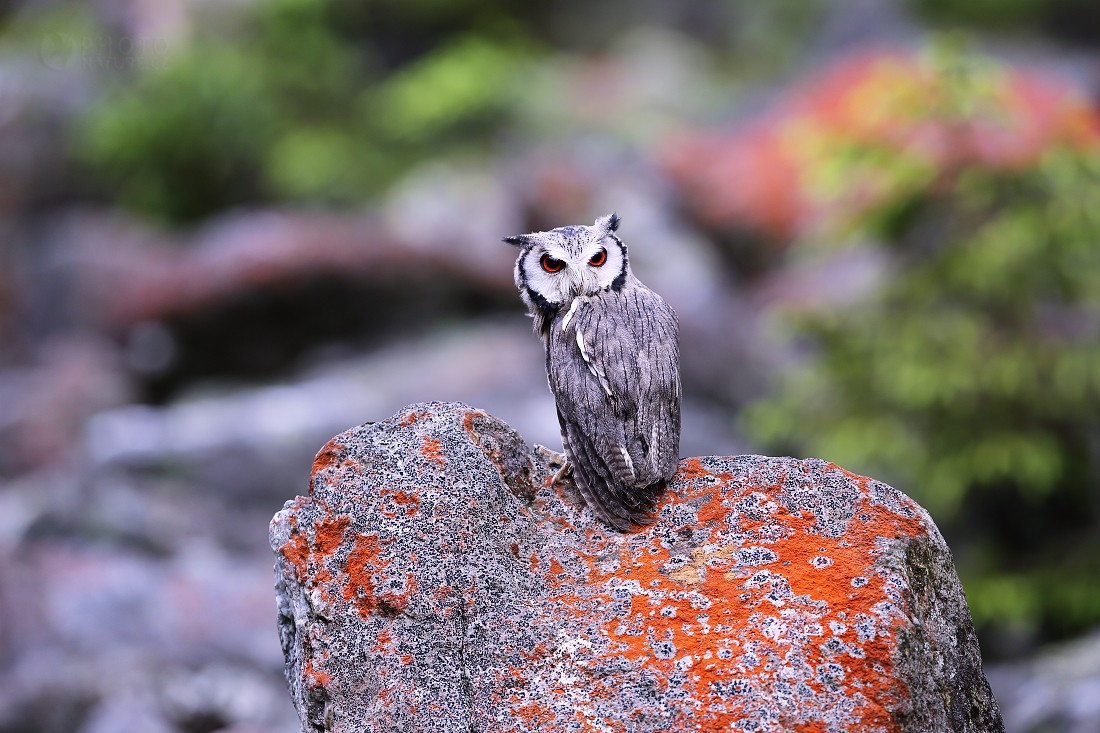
596, 213, 621, 234
503, 234, 534, 247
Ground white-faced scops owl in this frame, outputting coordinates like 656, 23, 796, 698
504, 213, 681, 531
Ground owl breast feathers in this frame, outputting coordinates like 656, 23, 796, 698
504, 214, 681, 531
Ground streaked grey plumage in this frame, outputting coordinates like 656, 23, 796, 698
504, 214, 681, 530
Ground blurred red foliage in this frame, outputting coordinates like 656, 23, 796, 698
662, 50, 1100, 241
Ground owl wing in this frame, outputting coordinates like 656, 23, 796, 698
548, 285, 681, 530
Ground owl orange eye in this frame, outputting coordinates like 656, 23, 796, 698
540, 254, 565, 273
588, 248, 607, 267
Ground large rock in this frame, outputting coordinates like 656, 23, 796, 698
269, 402, 1003, 732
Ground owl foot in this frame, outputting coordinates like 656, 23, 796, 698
536, 444, 568, 468
550, 461, 574, 488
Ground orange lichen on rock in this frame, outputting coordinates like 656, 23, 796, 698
310, 439, 358, 478
279, 511, 350, 589
674, 457, 712, 481
303, 659, 332, 689
508, 456, 934, 731
400, 410, 429, 427
342, 532, 387, 618
279, 517, 310, 583
390, 489, 420, 517
420, 436, 444, 465
311, 441, 344, 475
378, 573, 418, 615
340, 532, 418, 618
315, 515, 351, 556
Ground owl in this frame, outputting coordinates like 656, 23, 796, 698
504, 214, 681, 531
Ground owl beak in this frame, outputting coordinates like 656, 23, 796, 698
569, 271, 587, 296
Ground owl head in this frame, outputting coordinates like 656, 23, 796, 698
504, 213, 629, 311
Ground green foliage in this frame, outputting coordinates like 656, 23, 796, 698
78, 48, 281, 223
912, 0, 1100, 44
744, 48, 1100, 650
913, 0, 1048, 29
74, 0, 534, 224
369, 37, 521, 143
725, 0, 826, 76
68, 0, 828, 226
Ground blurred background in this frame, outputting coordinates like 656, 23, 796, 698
1, 1, 1099, 731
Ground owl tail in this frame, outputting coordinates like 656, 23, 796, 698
565, 427, 663, 531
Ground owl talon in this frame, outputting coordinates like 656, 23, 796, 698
536, 444, 568, 468
551, 461, 574, 488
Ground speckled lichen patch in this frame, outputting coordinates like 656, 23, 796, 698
270, 402, 1003, 733
492, 456, 930, 732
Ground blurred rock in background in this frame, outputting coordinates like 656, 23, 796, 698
1, 0, 1099, 731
